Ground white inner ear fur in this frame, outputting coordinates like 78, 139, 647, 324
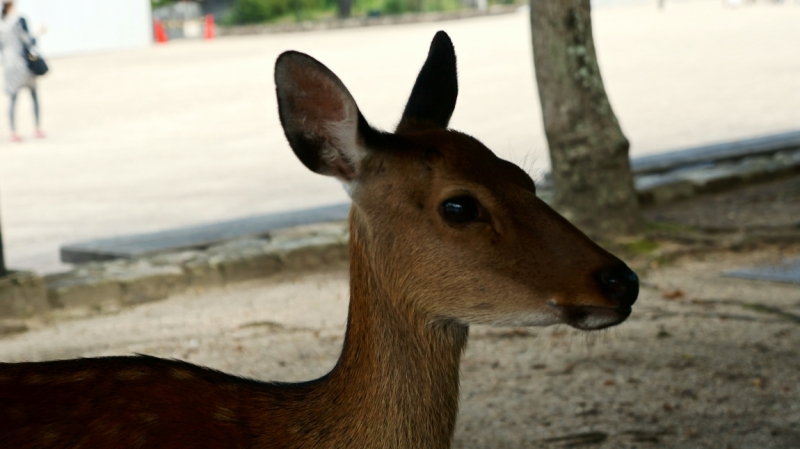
320, 92, 368, 194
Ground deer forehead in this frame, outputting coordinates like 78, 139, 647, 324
369, 130, 535, 196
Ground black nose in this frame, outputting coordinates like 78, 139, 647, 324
595, 264, 639, 308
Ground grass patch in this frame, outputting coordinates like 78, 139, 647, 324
622, 238, 660, 255
644, 221, 698, 234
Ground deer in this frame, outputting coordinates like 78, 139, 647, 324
0, 31, 638, 448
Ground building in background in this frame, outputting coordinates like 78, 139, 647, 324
153, 1, 205, 39
16, 0, 152, 57
201, 0, 234, 18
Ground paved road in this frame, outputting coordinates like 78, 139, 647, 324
0, 1, 798, 273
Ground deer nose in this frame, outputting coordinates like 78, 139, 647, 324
595, 264, 639, 308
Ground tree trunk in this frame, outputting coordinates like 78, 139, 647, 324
530, 0, 641, 237
338, 0, 352, 18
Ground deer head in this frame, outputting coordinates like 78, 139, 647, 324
275, 31, 638, 331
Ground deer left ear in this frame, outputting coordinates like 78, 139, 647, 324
397, 31, 459, 132
275, 51, 372, 183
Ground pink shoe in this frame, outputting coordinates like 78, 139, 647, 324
35, 130, 46, 139
10, 134, 22, 142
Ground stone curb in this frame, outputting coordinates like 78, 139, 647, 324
536, 147, 800, 206
635, 147, 800, 205
0, 223, 348, 320
217, 5, 521, 37
0, 271, 49, 319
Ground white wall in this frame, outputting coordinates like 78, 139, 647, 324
16, 0, 152, 57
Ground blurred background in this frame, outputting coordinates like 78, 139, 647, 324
1, 3, 799, 445
0, 0, 798, 274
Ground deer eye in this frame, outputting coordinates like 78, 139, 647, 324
440, 196, 481, 224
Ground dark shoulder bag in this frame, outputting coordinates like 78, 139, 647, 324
23, 45, 48, 76
18, 17, 48, 76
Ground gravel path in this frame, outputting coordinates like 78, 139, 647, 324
2, 248, 799, 448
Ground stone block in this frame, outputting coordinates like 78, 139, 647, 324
115, 262, 187, 305
676, 166, 741, 193
45, 272, 124, 309
182, 256, 225, 289
0, 319, 28, 336
270, 235, 347, 272
636, 175, 695, 205
149, 250, 202, 267
733, 158, 799, 184
0, 271, 49, 318
202, 239, 279, 284
269, 222, 348, 241
215, 252, 282, 284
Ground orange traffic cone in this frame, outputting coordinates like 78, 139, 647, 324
154, 19, 169, 44
204, 14, 215, 40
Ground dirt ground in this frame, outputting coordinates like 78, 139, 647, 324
456, 245, 800, 449
2, 177, 800, 448
1, 242, 798, 448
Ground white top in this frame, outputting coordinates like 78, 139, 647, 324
0, 12, 37, 95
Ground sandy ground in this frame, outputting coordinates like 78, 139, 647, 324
1, 245, 799, 448
0, 1, 798, 273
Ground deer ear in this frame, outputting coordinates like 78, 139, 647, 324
397, 31, 458, 132
275, 51, 370, 183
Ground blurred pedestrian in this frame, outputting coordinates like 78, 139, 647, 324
0, 0, 44, 142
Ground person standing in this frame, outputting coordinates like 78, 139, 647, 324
0, 0, 44, 142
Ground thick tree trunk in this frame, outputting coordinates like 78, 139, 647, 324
530, 0, 641, 237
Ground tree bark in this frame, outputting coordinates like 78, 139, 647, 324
530, 0, 641, 237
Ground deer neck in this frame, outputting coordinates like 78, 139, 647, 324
302, 211, 468, 448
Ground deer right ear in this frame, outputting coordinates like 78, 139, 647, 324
397, 31, 458, 132
275, 51, 369, 183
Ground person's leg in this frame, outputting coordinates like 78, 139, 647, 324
31, 87, 44, 138
9, 92, 20, 141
